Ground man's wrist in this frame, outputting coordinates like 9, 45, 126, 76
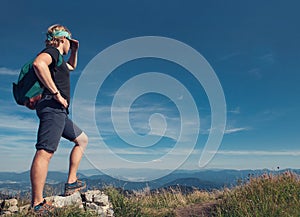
51, 91, 60, 96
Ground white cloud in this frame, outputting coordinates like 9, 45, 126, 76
0, 67, 19, 76
228, 107, 240, 114
248, 67, 262, 79
225, 127, 249, 134
201, 125, 248, 135
72, 100, 194, 141
214, 150, 300, 156
0, 113, 38, 132
259, 53, 274, 64
0, 98, 40, 171
219, 51, 241, 61
71, 100, 204, 158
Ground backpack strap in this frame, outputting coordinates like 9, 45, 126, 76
57, 54, 63, 67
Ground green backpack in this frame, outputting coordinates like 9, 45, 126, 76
12, 52, 63, 109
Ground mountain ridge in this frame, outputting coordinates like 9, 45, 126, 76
0, 168, 299, 196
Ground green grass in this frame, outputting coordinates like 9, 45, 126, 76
103, 187, 143, 217
214, 171, 300, 217
4, 171, 300, 216
104, 186, 217, 217
105, 171, 300, 217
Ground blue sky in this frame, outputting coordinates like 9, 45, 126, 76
0, 0, 300, 175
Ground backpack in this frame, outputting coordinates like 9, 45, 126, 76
12, 51, 62, 110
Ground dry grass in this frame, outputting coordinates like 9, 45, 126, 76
4, 171, 300, 216
105, 186, 217, 217
214, 171, 300, 217
105, 171, 300, 217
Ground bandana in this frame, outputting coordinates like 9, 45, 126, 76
47, 30, 71, 41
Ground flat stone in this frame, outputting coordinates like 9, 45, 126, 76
84, 190, 101, 202
3, 211, 12, 215
107, 208, 114, 217
86, 202, 98, 210
94, 194, 109, 206
19, 204, 31, 213
8, 205, 19, 213
46, 191, 82, 208
8, 199, 18, 207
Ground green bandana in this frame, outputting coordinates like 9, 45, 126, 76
47, 30, 71, 40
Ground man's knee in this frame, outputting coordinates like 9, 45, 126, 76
74, 132, 88, 148
36, 149, 54, 161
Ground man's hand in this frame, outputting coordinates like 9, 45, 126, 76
67, 39, 79, 71
54, 92, 68, 108
70, 39, 79, 51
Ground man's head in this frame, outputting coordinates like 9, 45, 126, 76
45, 24, 73, 53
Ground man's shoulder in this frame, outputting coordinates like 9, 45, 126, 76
41, 46, 59, 55
40, 46, 61, 65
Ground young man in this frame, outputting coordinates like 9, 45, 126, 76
30, 24, 88, 214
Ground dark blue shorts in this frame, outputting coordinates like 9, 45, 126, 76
35, 97, 83, 153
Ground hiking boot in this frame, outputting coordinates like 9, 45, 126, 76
33, 199, 54, 216
64, 179, 86, 196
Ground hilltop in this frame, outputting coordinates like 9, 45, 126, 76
0, 171, 299, 216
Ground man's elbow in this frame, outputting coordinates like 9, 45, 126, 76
32, 60, 45, 74
67, 62, 76, 71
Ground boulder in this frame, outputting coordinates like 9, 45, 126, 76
0, 190, 114, 216
47, 191, 82, 208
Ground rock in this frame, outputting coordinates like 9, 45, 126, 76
86, 203, 108, 217
85, 190, 102, 202
7, 205, 18, 213
19, 204, 31, 213
82, 191, 114, 217
2, 211, 11, 216
94, 193, 109, 206
84, 190, 109, 206
3, 198, 18, 210
46, 191, 82, 208
7, 199, 18, 207
0, 190, 114, 216
86, 202, 99, 210
107, 208, 114, 217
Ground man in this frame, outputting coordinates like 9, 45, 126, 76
30, 24, 88, 214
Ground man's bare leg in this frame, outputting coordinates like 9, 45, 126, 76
30, 149, 53, 207
67, 132, 88, 183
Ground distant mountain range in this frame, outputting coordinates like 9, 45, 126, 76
0, 168, 299, 196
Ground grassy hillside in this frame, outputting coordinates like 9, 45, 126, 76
4, 171, 300, 216
105, 171, 300, 217
214, 171, 300, 217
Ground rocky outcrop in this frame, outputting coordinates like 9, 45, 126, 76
0, 190, 114, 216
0, 198, 20, 216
